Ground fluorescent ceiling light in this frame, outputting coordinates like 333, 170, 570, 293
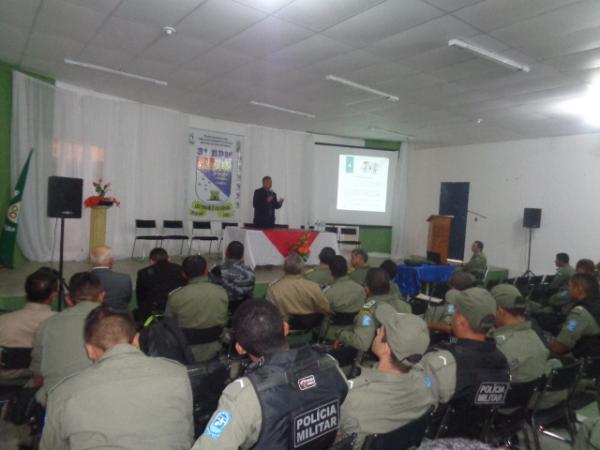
368, 126, 414, 140
326, 75, 399, 102
249, 101, 315, 118
556, 83, 600, 126
448, 39, 530, 73
64, 59, 168, 86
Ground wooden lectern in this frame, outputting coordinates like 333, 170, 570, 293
427, 215, 453, 264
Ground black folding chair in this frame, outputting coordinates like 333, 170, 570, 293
274, 224, 289, 228
325, 226, 339, 234
569, 356, 600, 415
362, 407, 434, 450
287, 314, 324, 348
188, 221, 218, 255
515, 276, 531, 296
529, 359, 582, 449
161, 220, 189, 255
0, 347, 33, 408
131, 219, 163, 257
219, 222, 239, 250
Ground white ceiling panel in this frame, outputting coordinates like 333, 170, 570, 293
222, 16, 313, 57
265, 34, 353, 69
0, 0, 41, 29
182, 46, 254, 75
520, 26, 600, 60
122, 58, 174, 80
163, 68, 213, 92
302, 50, 385, 76
176, 0, 267, 44
35, 0, 107, 42
369, 15, 480, 61
231, 0, 295, 14
62, 0, 120, 14
275, 0, 386, 32
224, 60, 292, 84
77, 45, 134, 70
429, 58, 508, 82
253, 67, 323, 91
24, 32, 84, 62
343, 61, 418, 86
422, 0, 483, 13
113, 0, 205, 27
0, 23, 30, 58
322, 0, 444, 46
90, 16, 160, 54
142, 34, 213, 66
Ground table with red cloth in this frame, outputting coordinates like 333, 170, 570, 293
222, 227, 340, 269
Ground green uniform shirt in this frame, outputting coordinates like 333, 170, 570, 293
576, 416, 600, 450
555, 304, 600, 350
304, 266, 334, 287
322, 276, 366, 341
30, 300, 100, 405
166, 276, 228, 362
192, 354, 348, 450
422, 350, 457, 405
337, 294, 411, 352
340, 367, 435, 449
389, 282, 402, 299
464, 252, 487, 279
266, 275, 331, 320
348, 265, 371, 286
551, 264, 575, 291
40, 344, 193, 450
491, 321, 549, 383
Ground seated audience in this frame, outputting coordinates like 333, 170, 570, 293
577, 258, 597, 276
209, 241, 255, 311
304, 246, 335, 287
425, 270, 475, 335
322, 255, 366, 341
462, 240, 487, 281
0, 268, 57, 382
576, 416, 600, 450
30, 272, 104, 405
266, 253, 331, 321
348, 248, 371, 286
335, 268, 411, 353
423, 287, 509, 436
489, 284, 548, 382
191, 300, 348, 449
550, 273, 600, 356
90, 245, 132, 310
379, 259, 402, 299
340, 305, 434, 449
551, 252, 576, 291
136, 247, 185, 322
166, 255, 228, 362
40, 306, 193, 450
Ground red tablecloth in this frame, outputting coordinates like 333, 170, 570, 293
261, 229, 319, 257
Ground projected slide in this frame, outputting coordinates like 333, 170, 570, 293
337, 154, 389, 212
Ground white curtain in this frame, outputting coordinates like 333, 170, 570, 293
391, 142, 409, 259
240, 126, 315, 227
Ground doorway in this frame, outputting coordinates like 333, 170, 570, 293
439, 182, 470, 261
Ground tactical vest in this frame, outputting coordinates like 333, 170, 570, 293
246, 346, 348, 450
572, 298, 600, 357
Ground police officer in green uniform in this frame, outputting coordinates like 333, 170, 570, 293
30, 272, 103, 405
40, 306, 193, 450
463, 240, 487, 282
576, 416, 600, 450
304, 247, 335, 288
379, 259, 403, 299
166, 255, 228, 362
422, 287, 510, 434
490, 284, 548, 383
335, 268, 411, 353
550, 273, 600, 356
191, 300, 348, 450
321, 255, 366, 341
348, 248, 371, 286
425, 270, 475, 335
340, 304, 435, 449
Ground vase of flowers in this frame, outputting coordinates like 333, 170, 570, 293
290, 232, 312, 261
84, 179, 121, 208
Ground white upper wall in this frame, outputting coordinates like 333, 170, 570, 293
406, 132, 600, 275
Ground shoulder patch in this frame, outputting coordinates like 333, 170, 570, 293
207, 411, 231, 440
566, 319, 578, 332
423, 375, 433, 389
447, 304, 455, 314
360, 315, 373, 327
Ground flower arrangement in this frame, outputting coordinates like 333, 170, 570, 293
84, 179, 121, 208
291, 232, 312, 261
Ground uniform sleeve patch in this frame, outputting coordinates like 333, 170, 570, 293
447, 304, 455, 314
207, 411, 231, 440
424, 376, 433, 389
361, 315, 373, 327
567, 319, 578, 332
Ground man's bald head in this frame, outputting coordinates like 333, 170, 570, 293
90, 245, 113, 267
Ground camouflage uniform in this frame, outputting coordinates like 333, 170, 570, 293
210, 258, 255, 303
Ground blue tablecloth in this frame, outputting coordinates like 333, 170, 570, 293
395, 264, 456, 296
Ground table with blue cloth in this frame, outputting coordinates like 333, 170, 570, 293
395, 264, 457, 297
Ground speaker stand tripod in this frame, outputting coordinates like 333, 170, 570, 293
522, 227, 535, 277
57, 217, 66, 311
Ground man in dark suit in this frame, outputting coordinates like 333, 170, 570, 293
90, 246, 132, 310
253, 176, 284, 228
136, 247, 186, 322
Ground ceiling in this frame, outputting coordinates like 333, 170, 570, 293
2, 0, 600, 148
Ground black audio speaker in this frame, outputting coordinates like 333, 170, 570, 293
47, 176, 83, 218
523, 208, 541, 228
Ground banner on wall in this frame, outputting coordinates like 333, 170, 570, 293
187, 129, 243, 219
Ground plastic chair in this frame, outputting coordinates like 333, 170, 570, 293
362, 407, 434, 450
188, 221, 218, 255
161, 220, 189, 255
131, 219, 163, 257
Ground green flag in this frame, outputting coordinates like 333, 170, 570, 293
0, 149, 34, 268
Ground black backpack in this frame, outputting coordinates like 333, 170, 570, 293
139, 315, 196, 365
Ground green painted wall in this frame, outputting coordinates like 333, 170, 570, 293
0, 61, 53, 266
360, 227, 392, 253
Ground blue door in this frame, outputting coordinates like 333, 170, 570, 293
439, 182, 470, 261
